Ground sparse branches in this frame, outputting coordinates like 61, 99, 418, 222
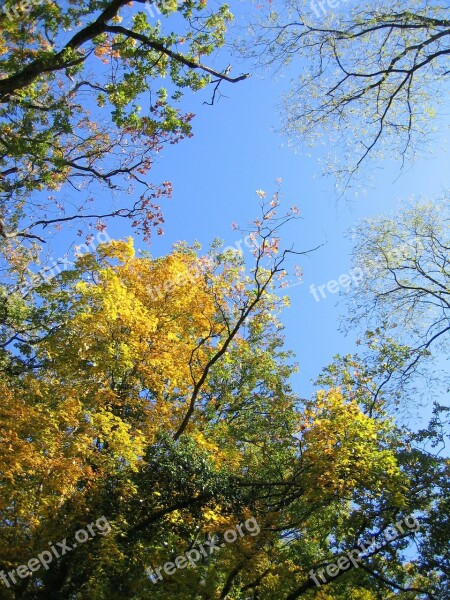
173, 186, 308, 439
343, 197, 450, 396
242, 0, 450, 190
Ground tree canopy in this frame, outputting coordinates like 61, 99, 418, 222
0, 198, 447, 598
338, 198, 450, 404
241, 0, 450, 189
1, 2, 449, 599
0, 0, 247, 247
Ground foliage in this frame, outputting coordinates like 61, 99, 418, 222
0, 201, 444, 598
240, 0, 450, 190
1, 3, 449, 596
340, 198, 450, 401
0, 0, 247, 251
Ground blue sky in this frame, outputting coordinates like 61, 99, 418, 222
51, 1, 450, 430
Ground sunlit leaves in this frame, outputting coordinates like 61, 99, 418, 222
0, 0, 239, 261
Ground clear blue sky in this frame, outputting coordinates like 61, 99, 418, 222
59, 1, 450, 430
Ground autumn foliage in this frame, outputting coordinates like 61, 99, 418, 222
1, 200, 439, 599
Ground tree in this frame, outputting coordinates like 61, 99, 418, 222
0, 0, 248, 250
240, 0, 450, 190
341, 198, 450, 398
315, 353, 450, 600
0, 197, 442, 599
0, 195, 299, 597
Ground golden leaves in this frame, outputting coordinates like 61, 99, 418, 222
299, 389, 408, 502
